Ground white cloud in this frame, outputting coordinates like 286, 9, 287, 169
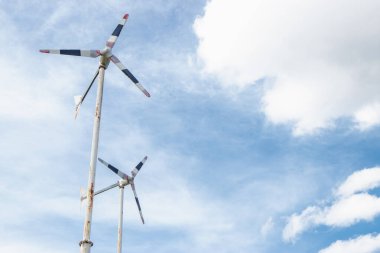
283, 206, 324, 242
324, 193, 380, 226
337, 167, 380, 197
319, 234, 380, 253
354, 103, 380, 131
283, 167, 380, 242
194, 0, 380, 135
260, 217, 274, 237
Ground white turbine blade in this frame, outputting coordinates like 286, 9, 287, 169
39, 49, 101, 58
98, 158, 129, 179
110, 55, 151, 97
106, 13, 129, 49
130, 183, 145, 224
131, 156, 148, 178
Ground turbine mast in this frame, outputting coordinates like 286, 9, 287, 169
79, 60, 106, 253
117, 184, 125, 253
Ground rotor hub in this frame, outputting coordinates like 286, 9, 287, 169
118, 179, 129, 187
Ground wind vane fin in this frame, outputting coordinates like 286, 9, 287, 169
74, 95, 83, 119
73, 70, 99, 119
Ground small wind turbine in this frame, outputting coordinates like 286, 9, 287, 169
81, 156, 148, 253
40, 13, 150, 118
40, 13, 150, 253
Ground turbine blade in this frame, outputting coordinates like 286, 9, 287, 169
98, 158, 129, 179
39, 49, 101, 58
131, 156, 148, 178
130, 183, 145, 224
106, 13, 129, 49
110, 55, 151, 97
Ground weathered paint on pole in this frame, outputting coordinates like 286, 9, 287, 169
117, 185, 125, 253
79, 60, 106, 253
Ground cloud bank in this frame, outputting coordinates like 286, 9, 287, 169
194, 0, 380, 135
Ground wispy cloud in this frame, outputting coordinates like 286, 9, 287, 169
336, 167, 380, 197
283, 167, 380, 242
260, 217, 274, 237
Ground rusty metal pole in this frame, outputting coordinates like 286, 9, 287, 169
117, 185, 124, 253
79, 58, 106, 253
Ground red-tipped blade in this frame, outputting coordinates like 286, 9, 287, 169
39, 49, 101, 58
106, 13, 129, 49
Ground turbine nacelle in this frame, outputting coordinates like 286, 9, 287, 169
100, 47, 111, 55
99, 48, 113, 63
118, 178, 130, 187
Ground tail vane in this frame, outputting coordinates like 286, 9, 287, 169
98, 158, 129, 179
106, 13, 129, 49
74, 95, 83, 106
130, 183, 145, 224
131, 156, 148, 177
39, 49, 101, 58
110, 55, 150, 97
74, 69, 99, 119
74, 95, 83, 119
80, 187, 86, 205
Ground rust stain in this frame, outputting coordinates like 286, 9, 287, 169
84, 182, 95, 236
95, 105, 101, 119
88, 182, 94, 208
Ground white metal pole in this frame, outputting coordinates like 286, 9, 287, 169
80, 61, 106, 253
117, 186, 124, 253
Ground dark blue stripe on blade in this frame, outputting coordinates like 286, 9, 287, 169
135, 197, 141, 210
108, 164, 120, 175
112, 24, 123, 36
122, 69, 139, 84
60, 50, 81, 56
135, 162, 143, 170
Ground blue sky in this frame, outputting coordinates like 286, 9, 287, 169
1, 1, 380, 253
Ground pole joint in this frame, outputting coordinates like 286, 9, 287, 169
79, 240, 94, 247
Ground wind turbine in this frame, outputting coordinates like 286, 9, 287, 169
81, 156, 148, 253
40, 13, 150, 253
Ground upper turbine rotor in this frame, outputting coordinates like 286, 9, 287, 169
39, 13, 151, 98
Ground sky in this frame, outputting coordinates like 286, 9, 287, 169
1, 0, 380, 253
